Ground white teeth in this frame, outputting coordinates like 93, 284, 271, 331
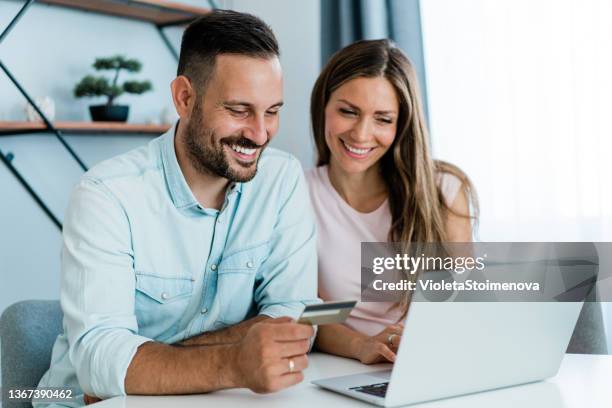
230, 144, 256, 155
343, 141, 371, 155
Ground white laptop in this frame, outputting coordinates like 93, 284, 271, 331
312, 266, 590, 407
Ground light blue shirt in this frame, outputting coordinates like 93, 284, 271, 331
35, 123, 318, 406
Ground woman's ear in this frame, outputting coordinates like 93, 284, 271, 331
170, 76, 195, 119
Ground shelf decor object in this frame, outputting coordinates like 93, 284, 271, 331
25, 96, 55, 121
74, 56, 153, 122
0, 0, 214, 230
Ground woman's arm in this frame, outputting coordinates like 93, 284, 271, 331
446, 188, 473, 242
315, 323, 401, 364
315, 324, 366, 359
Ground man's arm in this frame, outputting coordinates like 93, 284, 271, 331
126, 318, 313, 395
126, 342, 236, 394
176, 315, 269, 346
61, 179, 152, 399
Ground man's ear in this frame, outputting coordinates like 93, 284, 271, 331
170, 75, 196, 119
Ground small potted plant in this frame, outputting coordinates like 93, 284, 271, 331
74, 55, 152, 122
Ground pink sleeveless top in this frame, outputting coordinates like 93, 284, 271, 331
305, 165, 461, 336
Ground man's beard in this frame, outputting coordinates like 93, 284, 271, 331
183, 108, 266, 183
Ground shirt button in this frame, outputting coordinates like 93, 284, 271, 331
246, 261, 254, 268
211, 264, 217, 271
200, 308, 208, 314
161, 292, 169, 300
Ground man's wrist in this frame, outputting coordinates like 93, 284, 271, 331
219, 343, 243, 389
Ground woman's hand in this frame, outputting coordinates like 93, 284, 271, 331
351, 323, 403, 364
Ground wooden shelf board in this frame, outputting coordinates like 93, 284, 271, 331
0, 121, 171, 135
38, 0, 211, 25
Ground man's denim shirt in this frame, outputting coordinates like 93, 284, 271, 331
35, 123, 319, 405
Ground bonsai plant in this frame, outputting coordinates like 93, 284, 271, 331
74, 55, 152, 122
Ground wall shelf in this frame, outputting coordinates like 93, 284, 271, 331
0, 121, 172, 135
38, 0, 211, 25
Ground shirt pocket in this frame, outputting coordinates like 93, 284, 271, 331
217, 242, 269, 325
134, 273, 194, 338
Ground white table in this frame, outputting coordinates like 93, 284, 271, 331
94, 352, 612, 407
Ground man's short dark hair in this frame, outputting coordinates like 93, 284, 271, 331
178, 10, 280, 93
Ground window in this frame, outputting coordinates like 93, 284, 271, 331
421, 0, 612, 242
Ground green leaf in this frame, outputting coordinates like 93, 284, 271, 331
123, 80, 152, 94
108, 85, 124, 98
74, 75, 111, 98
93, 56, 122, 70
121, 59, 142, 72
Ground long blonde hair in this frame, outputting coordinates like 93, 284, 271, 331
311, 39, 479, 313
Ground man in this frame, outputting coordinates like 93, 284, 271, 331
35, 10, 318, 407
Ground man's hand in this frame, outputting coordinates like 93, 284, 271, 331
232, 317, 314, 393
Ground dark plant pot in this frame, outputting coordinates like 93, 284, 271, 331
89, 105, 129, 122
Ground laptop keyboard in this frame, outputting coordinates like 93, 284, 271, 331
350, 382, 389, 398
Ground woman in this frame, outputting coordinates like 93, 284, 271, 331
307, 39, 478, 364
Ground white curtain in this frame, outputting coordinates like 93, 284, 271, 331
420, 0, 612, 243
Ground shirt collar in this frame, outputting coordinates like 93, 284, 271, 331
160, 121, 242, 210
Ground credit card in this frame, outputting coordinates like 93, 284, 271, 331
298, 300, 357, 325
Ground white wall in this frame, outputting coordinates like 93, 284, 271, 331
227, 0, 320, 167
0, 0, 320, 315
